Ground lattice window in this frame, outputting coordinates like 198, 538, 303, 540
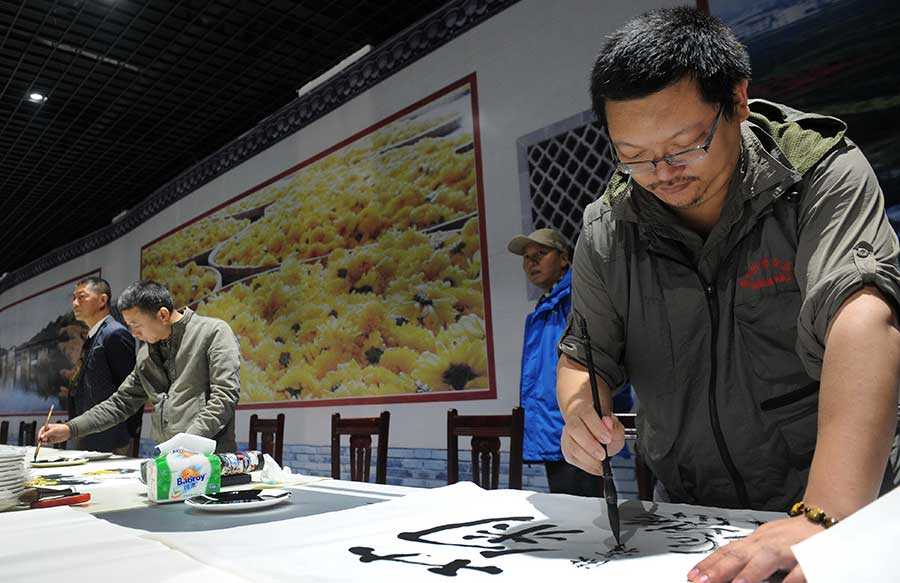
517, 111, 617, 249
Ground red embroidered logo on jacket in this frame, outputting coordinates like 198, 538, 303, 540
739, 257, 794, 289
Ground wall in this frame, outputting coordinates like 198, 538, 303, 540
1, 0, 676, 492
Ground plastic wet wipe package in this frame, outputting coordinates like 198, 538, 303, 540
146, 448, 221, 504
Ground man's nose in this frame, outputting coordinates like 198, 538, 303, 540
653, 160, 683, 182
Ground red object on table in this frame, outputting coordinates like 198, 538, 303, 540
31, 493, 91, 508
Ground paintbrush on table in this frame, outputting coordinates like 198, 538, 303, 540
577, 316, 622, 548
33, 404, 54, 462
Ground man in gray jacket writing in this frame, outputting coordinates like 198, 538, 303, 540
557, 7, 900, 583
39, 280, 241, 453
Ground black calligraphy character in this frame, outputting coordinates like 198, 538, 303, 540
625, 512, 748, 554
348, 546, 502, 577
398, 516, 584, 558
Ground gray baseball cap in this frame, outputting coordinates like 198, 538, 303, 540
507, 228, 570, 256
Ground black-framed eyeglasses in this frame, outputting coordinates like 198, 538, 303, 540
614, 105, 725, 175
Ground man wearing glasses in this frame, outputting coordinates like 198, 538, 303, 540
508, 228, 632, 496
557, 7, 900, 583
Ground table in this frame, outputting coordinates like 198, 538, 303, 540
11, 448, 851, 583
25, 449, 415, 521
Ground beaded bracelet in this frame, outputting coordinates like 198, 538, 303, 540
789, 501, 840, 528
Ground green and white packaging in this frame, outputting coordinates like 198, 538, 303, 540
146, 448, 221, 503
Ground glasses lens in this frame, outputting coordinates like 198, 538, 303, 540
667, 148, 708, 167
616, 161, 656, 175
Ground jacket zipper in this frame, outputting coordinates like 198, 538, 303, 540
702, 279, 750, 508
648, 248, 751, 508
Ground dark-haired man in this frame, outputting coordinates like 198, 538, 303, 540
557, 6, 900, 583
40, 280, 241, 453
68, 277, 142, 454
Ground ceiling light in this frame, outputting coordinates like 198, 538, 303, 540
28, 92, 47, 103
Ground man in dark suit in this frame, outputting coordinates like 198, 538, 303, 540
70, 277, 142, 454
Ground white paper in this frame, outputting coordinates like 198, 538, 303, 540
792, 486, 900, 583
156, 433, 216, 455
28, 456, 150, 513
152, 481, 783, 582
0, 506, 250, 582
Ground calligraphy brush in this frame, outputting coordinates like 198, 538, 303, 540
577, 316, 621, 547
33, 404, 55, 462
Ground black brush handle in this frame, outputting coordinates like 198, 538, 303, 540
577, 314, 621, 545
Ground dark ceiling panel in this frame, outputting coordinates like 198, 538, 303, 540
0, 0, 450, 275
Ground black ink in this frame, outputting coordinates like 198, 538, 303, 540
348, 547, 502, 577
625, 512, 748, 554
399, 516, 584, 558
571, 545, 639, 569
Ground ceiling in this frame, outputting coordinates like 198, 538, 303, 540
0, 0, 450, 278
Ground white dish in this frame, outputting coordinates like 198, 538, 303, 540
31, 458, 89, 468
184, 489, 291, 512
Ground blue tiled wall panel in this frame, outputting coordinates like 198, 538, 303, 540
136, 439, 640, 498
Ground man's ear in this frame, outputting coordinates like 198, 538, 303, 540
99, 293, 109, 310
733, 79, 750, 122
157, 307, 171, 323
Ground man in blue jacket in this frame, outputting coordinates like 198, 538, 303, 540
509, 228, 632, 496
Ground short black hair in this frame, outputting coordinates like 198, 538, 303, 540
590, 6, 751, 124
76, 276, 111, 302
117, 280, 175, 315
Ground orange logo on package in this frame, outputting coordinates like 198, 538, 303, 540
739, 256, 793, 290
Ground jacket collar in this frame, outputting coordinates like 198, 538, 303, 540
87, 314, 111, 339
536, 270, 571, 309
168, 307, 193, 349
145, 307, 194, 366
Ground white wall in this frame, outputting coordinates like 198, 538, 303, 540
0, 0, 675, 448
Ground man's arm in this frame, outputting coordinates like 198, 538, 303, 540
556, 207, 627, 473
185, 322, 241, 438
64, 369, 147, 441
805, 288, 900, 516
557, 354, 624, 475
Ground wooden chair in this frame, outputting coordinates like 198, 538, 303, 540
447, 407, 524, 490
617, 412, 656, 501
19, 421, 37, 446
331, 411, 390, 484
130, 428, 142, 458
249, 413, 285, 466
0, 420, 8, 444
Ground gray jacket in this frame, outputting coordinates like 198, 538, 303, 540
68, 308, 241, 453
559, 100, 900, 511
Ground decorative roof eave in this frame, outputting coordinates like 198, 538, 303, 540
1, 0, 520, 294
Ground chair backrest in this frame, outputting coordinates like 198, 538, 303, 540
616, 413, 655, 501
130, 430, 142, 458
0, 420, 8, 444
447, 407, 524, 490
19, 421, 37, 446
331, 411, 390, 484
249, 413, 285, 466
